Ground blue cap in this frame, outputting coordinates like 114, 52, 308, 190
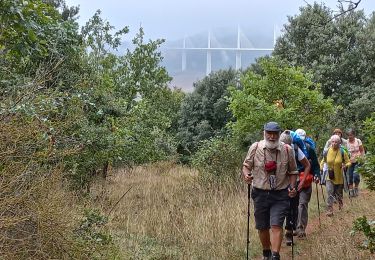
264, 121, 281, 132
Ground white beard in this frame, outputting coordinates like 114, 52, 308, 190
264, 132, 280, 149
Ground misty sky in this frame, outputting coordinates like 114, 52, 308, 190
65, 0, 375, 42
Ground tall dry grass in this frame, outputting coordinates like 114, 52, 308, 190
91, 163, 375, 260
0, 116, 119, 259
92, 162, 262, 259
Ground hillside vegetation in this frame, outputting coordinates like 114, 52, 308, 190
1, 0, 374, 259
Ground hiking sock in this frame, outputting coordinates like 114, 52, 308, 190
271, 251, 280, 260
263, 249, 272, 257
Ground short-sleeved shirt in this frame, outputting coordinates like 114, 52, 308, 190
243, 140, 298, 190
294, 145, 305, 161
347, 138, 363, 161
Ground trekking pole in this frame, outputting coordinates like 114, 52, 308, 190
343, 168, 352, 202
315, 183, 321, 227
246, 183, 251, 260
320, 184, 326, 203
290, 201, 294, 260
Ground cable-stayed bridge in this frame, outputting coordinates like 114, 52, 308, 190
162, 26, 277, 76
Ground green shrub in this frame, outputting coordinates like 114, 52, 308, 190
358, 154, 375, 191
358, 112, 375, 191
191, 137, 244, 184
352, 216, 375, 253
352, 113, 375, 254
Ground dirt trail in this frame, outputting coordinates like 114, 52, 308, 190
255, 189, 371, 260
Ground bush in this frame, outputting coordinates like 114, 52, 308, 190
352, 216, 375, 253
352, 113, 375, 255
358, 112, 375, 191
0, 115, 119, 259
191, 137, 244, 184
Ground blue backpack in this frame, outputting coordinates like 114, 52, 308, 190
305, 137, 316, 150
290, 130, 309, 158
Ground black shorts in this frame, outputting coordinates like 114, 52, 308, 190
251, 188, 290, 230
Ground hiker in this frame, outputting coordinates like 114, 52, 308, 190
294, 129, 320, 238
279, 130, 310, 245
320, 135, 351, 216
323, 128, 348, 153
242, 122, 298, 260
295, 128, 316, 150
289, 130, 309, 157
346, 129, 365, 197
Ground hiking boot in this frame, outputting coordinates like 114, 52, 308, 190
354, 187, 359, 197
262, 249, 272, 260
285, 231, 293, 246
271, 251, 280, 260
349, 189, 354, 198
326, 206, 333, 217
297, 230, 306, 239
338, 201, 343, 210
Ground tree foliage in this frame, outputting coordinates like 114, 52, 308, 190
0, 0, 182, 187
273, 2, 374, 127
177, 69, 236, 159
228, 57, 334, 142
0, 0, 184, 257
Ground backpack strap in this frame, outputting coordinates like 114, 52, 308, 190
252, 142, 259, 167
323, 148, 329, 163
340, 147, 344, 158
284, 144, 292, 175
293, 143, 298, 162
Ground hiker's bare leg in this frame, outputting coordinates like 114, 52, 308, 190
271, 225, 283, 252
258, 229, 271, 250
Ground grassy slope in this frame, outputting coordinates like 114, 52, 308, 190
91, 164, 374, 259
286, 184, 374, 260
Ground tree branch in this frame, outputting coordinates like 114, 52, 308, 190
303, 0, 362, 27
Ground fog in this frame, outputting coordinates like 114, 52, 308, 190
64, 0, 375, 90
65, 0, 375, 41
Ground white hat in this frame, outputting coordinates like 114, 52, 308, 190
295, 129, 306, 140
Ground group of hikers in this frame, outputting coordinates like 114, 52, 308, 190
242, 122, 365, 260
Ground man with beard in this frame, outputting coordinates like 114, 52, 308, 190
243, 122, 298, 260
